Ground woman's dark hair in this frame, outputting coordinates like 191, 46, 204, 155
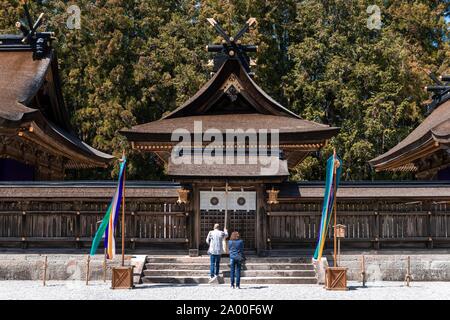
230, 231, 240, 240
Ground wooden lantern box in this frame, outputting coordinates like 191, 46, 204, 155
267, 188, 279, 204
111, 266, 134, 289
335, 224, 346, 238
177, 189, 190, 204
325, 267, 348, 291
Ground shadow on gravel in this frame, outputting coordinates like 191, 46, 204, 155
349, 284, 411, 289
43, 283, 107, 288
236, 286, 269, 290
347, 285, 367, 290
134, 284, 200, 289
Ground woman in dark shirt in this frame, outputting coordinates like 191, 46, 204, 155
228, 231, 244, 289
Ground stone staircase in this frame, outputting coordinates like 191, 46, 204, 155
141, 256, 317, 284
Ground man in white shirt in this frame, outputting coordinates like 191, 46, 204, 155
206, 223, 228, 283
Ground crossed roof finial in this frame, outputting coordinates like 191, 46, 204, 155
16, 0, 54, 59
425, 72, 450, 113
206, 18, 258, 75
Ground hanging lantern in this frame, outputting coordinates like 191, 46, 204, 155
267, 188, 279, 204
177, 189, 190, 204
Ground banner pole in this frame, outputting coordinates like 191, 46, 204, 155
121, 152, 126, 267
225, 180, 228, 230
333, 149, 338, 267
222, 180, 229, 255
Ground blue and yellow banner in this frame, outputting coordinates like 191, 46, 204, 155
313, 153, 342, 261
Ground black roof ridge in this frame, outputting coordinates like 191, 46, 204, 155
0, 34, 24, 39
0, 34, 32, 51
0, 180, 181, 188
296, 180, 450, 187
426, 91, 450, 114
0, 180, 450, 188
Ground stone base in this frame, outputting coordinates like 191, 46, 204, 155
312, 257, 328, 284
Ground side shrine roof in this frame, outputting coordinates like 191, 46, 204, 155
0, 35, 114, 168
369, 98, 450, 172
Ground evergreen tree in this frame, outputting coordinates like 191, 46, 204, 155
286, 0, 449, 181
1, 0, 448, 181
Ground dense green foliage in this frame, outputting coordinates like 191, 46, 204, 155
1, 0, 448, 180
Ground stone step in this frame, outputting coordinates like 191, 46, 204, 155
142, 276, 317, 285
145, 256, 311, 264
145, 263, 314, 271
144, 269, 316, 277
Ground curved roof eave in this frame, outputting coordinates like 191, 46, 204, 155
370, 99, 450, 168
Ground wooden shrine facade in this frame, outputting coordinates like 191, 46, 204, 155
121, 19, 340, 255
0, 181, 449, 252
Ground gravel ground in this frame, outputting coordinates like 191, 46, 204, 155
0, 281, 450, 300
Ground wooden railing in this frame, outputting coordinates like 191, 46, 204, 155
1, 182, 449, 250
0, 199, 188, 249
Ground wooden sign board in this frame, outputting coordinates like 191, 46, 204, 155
334, 224, 346, 238
325, 267, 348, 291
111, 266, 134, 289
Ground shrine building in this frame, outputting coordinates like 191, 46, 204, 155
121, 19, 338, 254
0, 14, 449, 261
0, 30, 113, 181
370, 76, 450, 180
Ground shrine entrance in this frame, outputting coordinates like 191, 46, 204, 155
199, 190, 257, 251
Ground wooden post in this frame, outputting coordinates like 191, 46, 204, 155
405, 256, 412, 287
75, 201, 81, 249
337, 237, 341, 266
361, 255, 366, 287
374, 206, 380, 250
427, 201, 433, 249
103, 248, 107, 282
223, 181, 229, 254
21, 207, 27, 249
224, 181, 229, 231
193, 183, 201, 253
86, 255, 90, 285
42, 256, 47, 286
256, 183, 266, 255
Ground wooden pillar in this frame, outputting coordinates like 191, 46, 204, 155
185, 185, 194, 249
20, 200, 28, 249
256, 184, 267, 256
190, 183, 200, 254
131, 207, 136, 250
425, 200, 433, 249
75, 201, 81, 249
374, 201, 380, 250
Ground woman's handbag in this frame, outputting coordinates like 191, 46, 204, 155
231, 241, 245, 262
